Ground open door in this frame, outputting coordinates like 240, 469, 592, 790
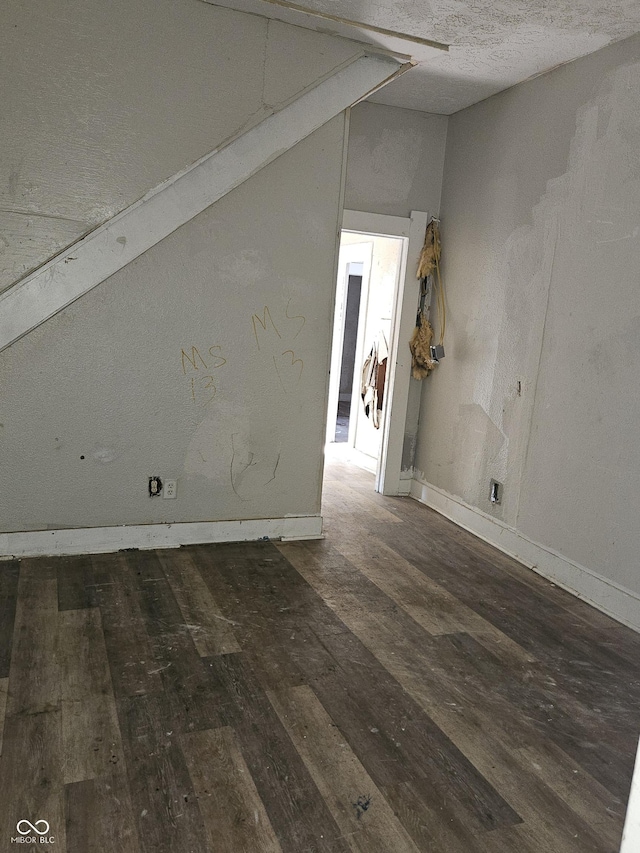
326, 210, 429, 495
345, 232, 404, 471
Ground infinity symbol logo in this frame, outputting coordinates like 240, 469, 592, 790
16, 820, 50, 835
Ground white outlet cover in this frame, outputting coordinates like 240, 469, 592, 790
163, 480, 177, 500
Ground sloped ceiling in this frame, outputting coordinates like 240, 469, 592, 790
202, 0, 640, 113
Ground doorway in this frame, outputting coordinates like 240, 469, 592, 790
326, 229, 405, 474
325, 210, 428, 495
334, 259, 363, 443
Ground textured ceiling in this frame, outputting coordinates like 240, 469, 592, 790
203, 0, 640, 113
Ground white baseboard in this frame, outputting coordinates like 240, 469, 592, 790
397, 476, 412, 496
0, 515, 323, 559
410, 476, 640, 634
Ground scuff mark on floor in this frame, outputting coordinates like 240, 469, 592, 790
352, 794, 372, 819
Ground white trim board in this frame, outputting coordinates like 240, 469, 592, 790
397, 476, 411, 496
0, 515, 323, 559
378, 210, 427, 496
410, 475, 640, 634
341, 211, 412, 238
0, 52, 407, 353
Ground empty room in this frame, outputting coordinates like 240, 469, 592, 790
1, 0, 639, 850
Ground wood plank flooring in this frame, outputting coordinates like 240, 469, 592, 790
1, 454, 639, 851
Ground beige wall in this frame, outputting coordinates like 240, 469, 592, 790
415, 33, 640, 596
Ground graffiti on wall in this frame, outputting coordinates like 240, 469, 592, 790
250, 299, 306, 393
180, 345, 227, 405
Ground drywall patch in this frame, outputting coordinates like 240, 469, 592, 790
213, 248, 265, 289
91, 446, 118, 464
451, 403, 507, 510
401, 432, 417, 472
183, 398, 240, 484
183, 397, 284, 504
231, 433, 281, 501
368, 128, 424, 203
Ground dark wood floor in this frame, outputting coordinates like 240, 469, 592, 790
1, 455, 639, 852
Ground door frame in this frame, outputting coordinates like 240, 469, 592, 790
340, 209, 429, 495
326, 243, 372, 445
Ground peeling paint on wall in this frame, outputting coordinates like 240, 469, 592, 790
416, 43, 640, 594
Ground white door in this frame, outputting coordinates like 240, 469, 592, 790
347, 233, 404, 469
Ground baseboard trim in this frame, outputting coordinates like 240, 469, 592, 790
410, 476, 640, 633
0, 515, 324, 558
397, 477, 412, 496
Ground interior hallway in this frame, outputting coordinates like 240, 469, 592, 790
0, 453, 638, 852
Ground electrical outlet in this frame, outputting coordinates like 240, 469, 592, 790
163, 479, 177, 500
489, 479, 502, 505
149, 476, 163, 497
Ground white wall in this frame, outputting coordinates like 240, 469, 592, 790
0, 117, 346, 533
345, 102, 448, 219
0, 2, 375, 541
414, 33, 640, 623
0, 0, 361, 294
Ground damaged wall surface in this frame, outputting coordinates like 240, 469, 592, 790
414, 33, 640, 608
345, 102, 448, 219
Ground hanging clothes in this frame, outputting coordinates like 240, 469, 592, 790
361, 330, 389, 429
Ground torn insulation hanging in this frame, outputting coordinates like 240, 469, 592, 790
409, 308, 436, 379
416, 219, 441, 279
409, 218, 446, 379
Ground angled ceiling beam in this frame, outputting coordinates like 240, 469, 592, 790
205, 0, 449, 51
0, 51, 408, 353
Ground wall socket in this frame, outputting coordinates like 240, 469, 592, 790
149, 476, 163, 497
163, 479, 177, 500
489, 479, 502, 505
